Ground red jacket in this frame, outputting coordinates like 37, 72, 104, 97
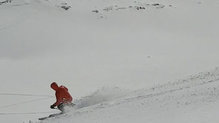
51, 82, 73, 106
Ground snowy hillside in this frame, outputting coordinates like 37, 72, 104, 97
40, 68, 219, 123
0, 0, 219, 122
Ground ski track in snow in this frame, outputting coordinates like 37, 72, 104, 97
39, 67, 219, 123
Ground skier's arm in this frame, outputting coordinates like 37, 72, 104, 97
53, 92, 62, 106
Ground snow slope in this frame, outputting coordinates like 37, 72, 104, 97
0, 0, 219, 122
40, 67, 219, 123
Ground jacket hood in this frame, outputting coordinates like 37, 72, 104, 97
51, 82, 58, 91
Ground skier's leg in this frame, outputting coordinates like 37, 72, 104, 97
57, 103, 65, 113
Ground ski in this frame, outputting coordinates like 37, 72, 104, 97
38, 113, 63, 120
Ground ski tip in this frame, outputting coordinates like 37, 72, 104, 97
38, 117, 47, 120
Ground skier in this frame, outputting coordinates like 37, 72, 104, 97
50, 82, 74, 113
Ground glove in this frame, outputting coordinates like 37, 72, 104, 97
50, 104, 55, 109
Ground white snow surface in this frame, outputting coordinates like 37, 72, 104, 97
40, 68, 219, 123
0, 0, 219, 122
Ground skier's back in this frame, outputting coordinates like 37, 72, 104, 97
50, 82, 74, 112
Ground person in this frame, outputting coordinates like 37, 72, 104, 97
50, 82, 74, 112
